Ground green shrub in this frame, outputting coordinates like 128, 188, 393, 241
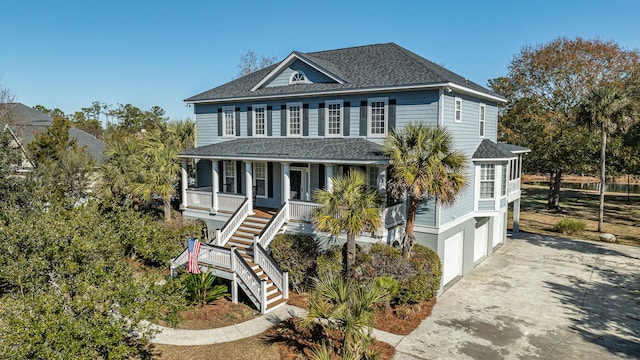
270, 233, 319, 292
553, 218, 586, 235
397, 244, 442, 304
183, 272, 229, 307
315, 246, 343, 279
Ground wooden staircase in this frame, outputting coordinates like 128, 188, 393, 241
224, 210, 287, 312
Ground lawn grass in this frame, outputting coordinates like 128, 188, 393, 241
515, 184, 640, 247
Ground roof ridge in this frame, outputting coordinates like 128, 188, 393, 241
304, 42, 395, 56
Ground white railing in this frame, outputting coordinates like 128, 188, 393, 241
254, 243, 288, 300
231, 248, 264, 312
383, 202, 407, 228
218, 193, 246, 212
198, 245, 232, 268
170, 248, 189, 276
289, 200, 321, 221
186, 189, 212, 209
216, 198, 250, 247
509, 179, 521, 194
256, 203, 288, 249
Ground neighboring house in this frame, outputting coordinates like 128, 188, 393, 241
173, 43, 529, 313
2, 103, 105, 172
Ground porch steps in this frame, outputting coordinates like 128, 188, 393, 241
223, 211, 287, 312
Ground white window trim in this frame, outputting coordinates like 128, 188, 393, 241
289, 70, 308, 85
253, 162, 268, 198
367, 97, 388, 138
252, 104, 267, 137
454, 97, 462, 123
286, 102, 303, 137
325, 99, 343, 138
479, 103, 486, 138
223, 160, 237, 193
479, 164, 495, 200
222, 106, 235, 138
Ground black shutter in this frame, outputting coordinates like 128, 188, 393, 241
343, 101, 350, 136
318, 103, 325, 136
247, 106, 253, 136
280, 105, 287, 136
217, 108, 223, 136
388, 99, 396, 133
236, 161, 242, 194
267, 162, 273, 198
303, 103, 309, 136
359, 100, 367, 136
235, 107, 241, 136
319, 164, 325, 190
218, 160, 224, 192
267, 105, 273, 136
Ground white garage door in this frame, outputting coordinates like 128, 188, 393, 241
443, 232, 464, 285
492, 214, 504, 248
474, 222, 488, 262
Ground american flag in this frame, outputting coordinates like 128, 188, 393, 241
187, 237, 202, 274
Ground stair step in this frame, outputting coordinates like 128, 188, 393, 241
233, 232, 254, 240
267, 291, 283, 302
266, 297, 288, 311
237, 227, 261, 235
240, 223, 265, 231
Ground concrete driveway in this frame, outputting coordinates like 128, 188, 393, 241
394, 233, 640, 359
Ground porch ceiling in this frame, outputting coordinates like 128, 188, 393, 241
180, 138, 388, 164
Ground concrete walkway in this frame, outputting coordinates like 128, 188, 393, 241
149, 303, 404, 347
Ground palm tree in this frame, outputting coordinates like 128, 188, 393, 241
384, 123, 468, 258
311, 170, 383, 275
99, 135, 142, 205
577, 85, 637, 232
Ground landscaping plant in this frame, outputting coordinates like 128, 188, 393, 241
270, 233, 319, 292
184, 272, 229, 307
553, 218, 587, 235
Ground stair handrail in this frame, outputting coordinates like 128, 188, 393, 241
170, 242, 233, 276
170, 248, 189, 276
216, 198, 250, 247
253, 241, 289, 300
256, 202, 288, 249
231, 247, 265, 312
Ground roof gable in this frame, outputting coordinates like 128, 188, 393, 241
251, 52, 346, 91
264, 59, 338, 88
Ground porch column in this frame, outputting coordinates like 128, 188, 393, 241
513, 198, 521, 236
282, 162, 291, 203
211, 160, 219, 214
325, 163, 334, 191
245, 161, 254, 214
180, 159, 188, 210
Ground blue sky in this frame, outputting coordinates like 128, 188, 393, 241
1, 0, 639, 122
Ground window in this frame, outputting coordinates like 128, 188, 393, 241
326, 100, 343, 137
253, 105, 266, 137
479, 104, 486, 138
289, 70, 307, 84
455, 97, 462, 122
223, 160, 236, 193
367, 166, 381, 190
222, 106, 235, 137
287, 102, 302, 136
480, 164, 495, 199
254, 162, 267, 197
368, 98, 388, 137
501, 165, 507, 196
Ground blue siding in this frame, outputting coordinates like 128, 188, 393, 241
196, 159, 212, 187
255, 162, 283, 209
266, 60, 335, 87
478, 200, 494, 211
414, 197, 436, 227
194, 104, 218, 146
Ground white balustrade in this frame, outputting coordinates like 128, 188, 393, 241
254, 244, 286, 298
289, 200, 321, 221
218, 193, 246, 212
186, 189, 212, 209
217, 199, 250, 247
256, 203, 288, 249
231, 249, 263, 311
509, 179, 520, 194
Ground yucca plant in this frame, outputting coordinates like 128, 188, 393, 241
183, 272, 229, 307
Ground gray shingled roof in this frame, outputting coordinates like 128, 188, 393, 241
180, 138, 387, 163
473, 139, 521, 160
496, 143, 531, 154
4, 103, 106, 163
185, 43, 501, 102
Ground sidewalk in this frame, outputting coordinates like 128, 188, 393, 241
148, 304, 404, 347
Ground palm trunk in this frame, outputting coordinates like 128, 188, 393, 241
598, 127, 606, 233
164, 198, 172, 222
345, 232, 356, 276
403, 196, 419, 259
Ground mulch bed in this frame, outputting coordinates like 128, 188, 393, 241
158, 298, 258, 330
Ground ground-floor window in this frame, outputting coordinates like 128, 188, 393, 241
254, 162, 267, 197
224, 160, 236, 193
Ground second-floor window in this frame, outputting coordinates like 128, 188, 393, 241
222, 106, 235, 137
368, 98, 387, 137
479, 104, 486, 138
224, 160, 236, 193
455, 97, 462, 122
287, 102, 302, 136
254, 162, 267, 197
253, 105, 266, 136
501, 164, 507, 196
326, 100, 343, 137
480, 164, 495, 199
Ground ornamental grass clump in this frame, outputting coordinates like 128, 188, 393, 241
553, 218, 586, 235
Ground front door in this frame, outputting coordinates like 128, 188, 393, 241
290, 170, 302, 200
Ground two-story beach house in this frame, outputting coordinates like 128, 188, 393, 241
172, 43, 529, 313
